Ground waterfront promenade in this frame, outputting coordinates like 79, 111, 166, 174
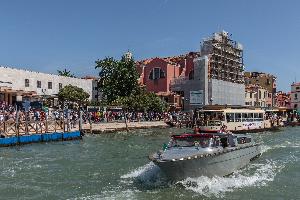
82, 121, 169, 134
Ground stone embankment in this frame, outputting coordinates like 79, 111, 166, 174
82, 121, 169, 134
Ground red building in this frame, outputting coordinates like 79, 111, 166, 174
136, 52, 200, 109
275, 91, 291, 108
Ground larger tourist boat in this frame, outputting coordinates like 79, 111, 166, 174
194, 105, 283, 133
149, 132, 261, 181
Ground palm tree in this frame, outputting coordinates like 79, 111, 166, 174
57, 69, 76, 78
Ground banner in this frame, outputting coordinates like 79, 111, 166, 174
190, 90, 203, 105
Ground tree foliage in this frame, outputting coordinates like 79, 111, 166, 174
95, 56, 139, 103
57, 69, 76, 78
113, 88, 168, 112
58, 84, 89, 104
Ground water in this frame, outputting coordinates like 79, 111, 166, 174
0, 127, 299, 200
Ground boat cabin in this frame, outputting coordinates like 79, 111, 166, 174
169, 133, 253, 149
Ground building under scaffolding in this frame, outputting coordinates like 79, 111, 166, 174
170, 31, 245, 110
201, 30, 244, 83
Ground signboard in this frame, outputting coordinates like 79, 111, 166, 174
190, 90, 203, 105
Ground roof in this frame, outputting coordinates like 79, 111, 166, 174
136, 52, 201, 67
291, 82, 300, 86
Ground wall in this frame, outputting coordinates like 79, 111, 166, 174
142, 58, 180, 93
209, 79, 245, 106
291, 83, 300, 110
0, 66, 93, 100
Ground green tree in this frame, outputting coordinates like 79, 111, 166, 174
95, 56, 139, 103
58, 84, 89, 105
57, 68, 76, 78
113, 88, 168, 112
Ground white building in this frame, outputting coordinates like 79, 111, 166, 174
0, 66, 95, 104
291, 82, 300, 110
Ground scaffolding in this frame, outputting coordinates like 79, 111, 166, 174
201, 31, 245, 84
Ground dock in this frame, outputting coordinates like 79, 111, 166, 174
0, 119, 82, 147
82, 121, 169, 134
0, 131, 82, 147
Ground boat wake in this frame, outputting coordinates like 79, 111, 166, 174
178, 159, 285, 198
121, 162, 167, 188
121, 158, 287, 198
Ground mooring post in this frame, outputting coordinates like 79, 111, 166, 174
89, 112, 92, 134
25, 112, 29, 134
15, 106, 20, 145
67, 109, 70, 132
79, 110, 83, 132
123, 109, 129, 132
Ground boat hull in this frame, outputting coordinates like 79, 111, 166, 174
154, 145, 261, 181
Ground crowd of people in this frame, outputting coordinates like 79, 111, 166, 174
0, 101, 192, 128
87, 110, 172, 123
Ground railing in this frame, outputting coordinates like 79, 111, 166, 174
0, 119, 74, 137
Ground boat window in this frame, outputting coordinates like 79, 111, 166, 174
259, 113, 264, 121
242, 113, 248, 122
226, 113, 235, 123
248, 113, 254, 122
235, 113, 242, 122
172, 138, 212, 148
195, 111, 224, 126
208, 120, 222, 126
237, 137, 251, 144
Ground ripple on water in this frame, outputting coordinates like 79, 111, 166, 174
120, 158, 288, 199
178, 159, 285, 198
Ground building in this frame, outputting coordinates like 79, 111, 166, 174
244, 72, 276, 107
0, 66, 95, 105
136, 52, 200, 109
275, 91, 291, 108
245, 85, 271, 107
170, 31, 245, 110
290, 82, 300, 110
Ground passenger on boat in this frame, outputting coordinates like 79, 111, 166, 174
228, 134, 236, 147
219, 125, 229, 134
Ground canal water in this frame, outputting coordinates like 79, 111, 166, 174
0, 126, 299, 200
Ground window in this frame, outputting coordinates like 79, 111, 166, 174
226, 113, 235, 123
37, 81, 41, 88
188, 70, 194, 80
295, 93, 298, 100
48, 82, 52, 89
250, 93, 252, 98
296, 86, 300, 90
259, 90, 262, 99
235, 113, 242, 122
25, 79, 29, 87
59, 83, 63, 90
248, 113, 254, 122
242, 113, 248, 122
149, 68, 165, 80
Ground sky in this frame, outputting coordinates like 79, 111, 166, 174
0, 0, 299, 91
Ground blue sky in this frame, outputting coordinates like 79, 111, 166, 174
0, 0, 299, 91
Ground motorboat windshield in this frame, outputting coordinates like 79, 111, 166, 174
169, 134, 217, 148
